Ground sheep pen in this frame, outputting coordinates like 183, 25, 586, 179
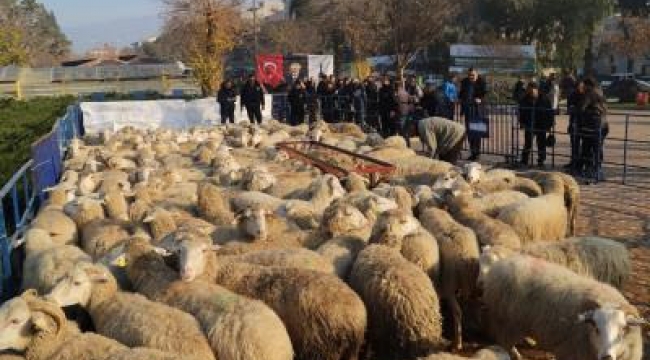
1, 122, 647, 360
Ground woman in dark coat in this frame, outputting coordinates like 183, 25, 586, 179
518, 82, 554, 167
378, 78, 398, 137
578, 78, 608, 181
217, 80, 237, 124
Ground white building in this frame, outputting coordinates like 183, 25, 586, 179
593, 15, 650, 77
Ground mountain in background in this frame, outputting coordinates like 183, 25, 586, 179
64, 15, 162, 55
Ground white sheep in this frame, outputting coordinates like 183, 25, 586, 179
46, 263, 216, 360
419, 207, 480, 351
418, 347, 511, 360
480, 236, 631, 289
123, 238, 294, 360
316, 236, 367, 279
197, 182, 235, 226
479, 255, 644, 360
497, 173, 568, 244
349, 244, 444, 359
240, 165, 277, 192
80, 219, 130, 260
29, 209, 78, 246
18, 228, 91, 295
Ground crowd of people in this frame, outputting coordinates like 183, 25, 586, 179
514, 73, 608, 179
216, 69, 608, 178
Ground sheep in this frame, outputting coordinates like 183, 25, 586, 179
392, 156, 453, 186
497, 173, 568, 244
480, 236, 631, 289
419, 207, 480, 351
46, 263, 216, 360
462, 162, 515, 185
372, 185, 414, 214
342, 172, 369, 193
123, 238, 294, 360
102, 190, 129, 222
444, 190, 521, 250
316, 236, 367, 279
232, 205, 306, 246
320, 200, 373, 241
197, 182, 235, 226
418, 347, 510, 360
0, 290, 197, 360
174, 238, 368, 360
65, 197, 105, 229
349, 245, 444, 359
370, 209, 440, 279
18, 228, 91, 295
333, 191, 399, 225
479, 255, 645, 360
80, 219, 130, 260
521, 171, 581, 236
29, 209, 78, 246
240, 165, 277, 192
229, 247, 336, 274
142, 207, 177, 242
0, 290, 126, 360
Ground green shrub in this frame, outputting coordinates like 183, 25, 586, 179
0, 96, 75, 185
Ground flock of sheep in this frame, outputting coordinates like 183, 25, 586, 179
0, 119, 645, 360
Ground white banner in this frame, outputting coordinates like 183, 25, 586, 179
308, 55, 334, 81
80, 96, 274, 134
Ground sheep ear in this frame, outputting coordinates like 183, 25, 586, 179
31, 311, 57, 333
626, 316, 647, 326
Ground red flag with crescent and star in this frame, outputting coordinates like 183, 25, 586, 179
256, 54, 284, 90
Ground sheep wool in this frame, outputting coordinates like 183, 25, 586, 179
30, 209, 78, 246
418, 207, 480, 351
316, 236, 367, 279
213, 261, 367, 360
125, 240, 294, 360
418, 347, 510, 360
349, 245, 444, 359
481, 255, 643, 360
198, 182, 235, 226
103, 190, 129, 222
81, 219, 130, 260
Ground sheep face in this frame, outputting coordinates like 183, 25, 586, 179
579, 306, 646, 360
177, 240, 217, 282
432, 170, 462, 191
323, 203, 368, 236
46, 264, 110, 308
235, 207, 271, 241
373, 210, 420, 243
0, 297, 32, 352
463, 162, 483, 184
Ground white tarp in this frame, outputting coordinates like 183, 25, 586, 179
308, 55, 334, 80
81, 96, 274, 134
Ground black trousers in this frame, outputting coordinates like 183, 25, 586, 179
220, 107, 235, 124
579, 130, 607, 177
521, 130, 548, 165
289, 107, 305, 126
245, 104, 263, 124
380, 111, 396, 137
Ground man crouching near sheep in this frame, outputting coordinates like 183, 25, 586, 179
417, 116, 467, 165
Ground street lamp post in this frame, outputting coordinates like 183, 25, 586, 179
249, 0, 264, 61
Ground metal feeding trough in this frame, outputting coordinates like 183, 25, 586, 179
276, 141, 396, 187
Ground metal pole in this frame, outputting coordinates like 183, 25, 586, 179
620, 114, 630, 185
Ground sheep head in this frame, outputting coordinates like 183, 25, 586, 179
46, 263, 113, 309
462, 162, 483, 184
371, 210, 420, 245
233, 206, 273, 241
322, 202, 369, 237
0, 294, 33, 352
164, 235, 220, 282
578, 303, 647, 360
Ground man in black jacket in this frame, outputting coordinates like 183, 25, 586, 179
240, 74, 265, 124
288, 80, 307, 126
459, 68, 488, 161
518, 82, 555, 167
217, 79, 237, 124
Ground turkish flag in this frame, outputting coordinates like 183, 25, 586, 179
257, 54, 284, 90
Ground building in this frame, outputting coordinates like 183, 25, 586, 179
592, 15, 650, 77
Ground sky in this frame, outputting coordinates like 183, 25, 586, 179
40, 0, 165, 53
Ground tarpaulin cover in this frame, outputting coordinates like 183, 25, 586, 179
80, 97, 274, 134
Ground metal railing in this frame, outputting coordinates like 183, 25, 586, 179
0, 104, 82, 299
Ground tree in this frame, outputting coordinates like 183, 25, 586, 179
476, 0, 614, 70
262, 19, 324, 54
0, 0, 70, 66
0, 25, 27, 66
162, 0, 243, 96
302, 0, 466, 80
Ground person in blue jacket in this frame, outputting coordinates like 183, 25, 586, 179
442, 74, 458, 120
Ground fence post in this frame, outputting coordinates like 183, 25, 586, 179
0, 205, 11, 299
620, 114, 630, 185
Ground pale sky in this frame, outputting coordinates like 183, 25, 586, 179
39, 0, 164, 52
40, 0, 162, 28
